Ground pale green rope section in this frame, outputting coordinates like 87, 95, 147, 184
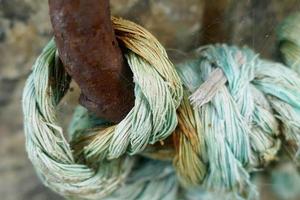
175, 44, 300, 199
112, 17, 183, 109
70, 105, 216, 200
109, 52, 177, 156
76, 51, 181, 162
177, 46, 258, 199
22, 39, 135, 200
76, 17, 184, 161
69, 105, 179, 200
253, 60, 300, 160
103, 158, 178, 200
277, 12, 300, 74
22, 17, 183, 199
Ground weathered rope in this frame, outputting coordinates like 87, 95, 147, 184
22, 40, 135, 199
22, 17, 182, 199
176, 45, 283, 199
69, 106, 179, 200
22, 17, 300, 200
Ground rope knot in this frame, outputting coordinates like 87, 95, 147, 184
22, 17, 300, 200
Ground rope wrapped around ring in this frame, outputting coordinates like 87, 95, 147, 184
22, 17, 182, 199
22, 17, 300, 200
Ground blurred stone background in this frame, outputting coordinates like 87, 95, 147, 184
0, 0, 300, 199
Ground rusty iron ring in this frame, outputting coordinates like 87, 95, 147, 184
49, 0, 135, 123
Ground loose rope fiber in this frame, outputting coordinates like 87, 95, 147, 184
22, 17, 300, 199
23, 17, 182, 199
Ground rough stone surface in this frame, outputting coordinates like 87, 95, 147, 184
0, 0, 300, 199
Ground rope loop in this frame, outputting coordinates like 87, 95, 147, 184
22, 18, 182, 199
22, 16, 300, 200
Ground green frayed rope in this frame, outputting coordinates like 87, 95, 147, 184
22, 17, 300, 200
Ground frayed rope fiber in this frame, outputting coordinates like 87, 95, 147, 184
22, 17, 300, 199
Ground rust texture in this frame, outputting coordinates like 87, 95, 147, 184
49, 0, 134, 123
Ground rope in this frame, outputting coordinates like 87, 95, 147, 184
22, 17, 182, 199
22, 17, 300, 200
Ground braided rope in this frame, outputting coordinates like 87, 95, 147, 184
22, 18, 182, 199
22, 17, 300, 200
176, 44, 300, 198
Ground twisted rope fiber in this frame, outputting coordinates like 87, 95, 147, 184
22, 17, 300, 199
23, 17, 182, 199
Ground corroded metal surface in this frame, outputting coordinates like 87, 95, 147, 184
49, 0, 134, 123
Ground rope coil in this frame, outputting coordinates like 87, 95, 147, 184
23, 17, 300, 199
